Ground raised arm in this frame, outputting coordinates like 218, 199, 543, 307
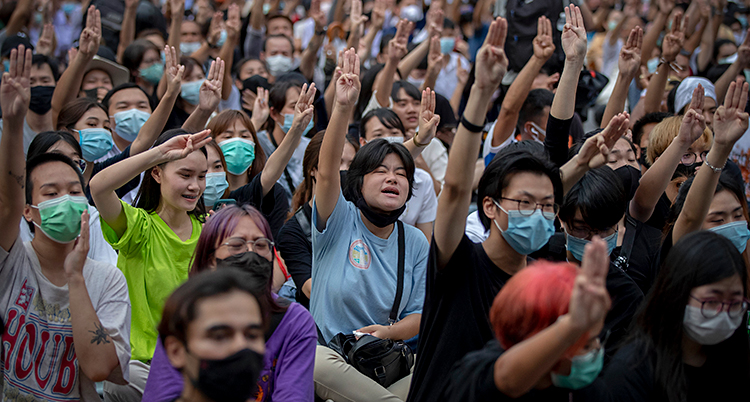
434, 17, 508, 269
673, 79, 749, 244
4, 0, 33, 37
117, 0, 138, 64
347, 0, 367, 51
550, 6, 587, 121
0, 46, 32, 252
316, 49, 360, 226
493, 238, 611, 398
684, 0, 710, 53
374, 19, 409, 108
219, 4, 241, 101
630, 86, 706, 222
640, 0, 672, 69
52, 6, 101, 127
643, 11, 685, 114
158, 0, 185, 98
715, 29, 750, 103
261, 83, 315, 196
493, 16, 555, 147
183, 58, 225, 132
403, 88, 440, 158
696, 0, 724, 74
90, 130, 213, 238
300, 0, 327, 82
250, 0, 265, 30
35, 24, 57, 57
601, 26, 642, 128
421, 36, 444, 92
359, 0, 385, 60
130, 46, 185, 156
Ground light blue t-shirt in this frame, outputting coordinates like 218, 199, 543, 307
311, 192, 428, 343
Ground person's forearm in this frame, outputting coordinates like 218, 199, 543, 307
189, 43, 212, 65
560, 154, 590, 194
445, 85, 493, 192
348, 25, 362, 52
493, 55, 545, 146
421, 66, 439, 92
68, 274, 119, 382
91, 147, 164, 197
641, 11, 668, 68
0, 118, 26, 250
359, 27, 378, 60
551, 60, 584, 120
716, 62, 743, 104
387, 313, 421, 340
398, 39, 430, 78
5, 0, 33, 36
52, 50, 94, 127
131, 90, 180, 155
697, 16, 721, 72
316, 102, 353, 223
592, 7, 611, 32
629, 134, 689, 222
117, 3, 138, 64
600, 72, 631, 128
182, 105, 214, 133
219, 35, 238, 101
261, 122, 305, 195
684, 17, 708, 53
300, 34, 325, 81
375, 60, 398, 107
250, 0, 265, 30
643, 62, 670, 114
579, 1, 595, 32
332, 0, 345, 23
324, 76, 336, 115
494, 315, 586, 398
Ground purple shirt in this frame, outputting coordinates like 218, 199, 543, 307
143, 301, 317, 402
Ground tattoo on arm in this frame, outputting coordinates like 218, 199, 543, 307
90, 322, 111, 345
9, 171, 24, 189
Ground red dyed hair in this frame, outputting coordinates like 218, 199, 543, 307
491, 261, 589, 358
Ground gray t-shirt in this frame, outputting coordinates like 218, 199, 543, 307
0, 118, 38, 155
256, 129, 310, 204
0, 237, 131, 401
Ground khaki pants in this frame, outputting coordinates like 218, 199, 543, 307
314, 345, 414, 402
103, 360, 150, 402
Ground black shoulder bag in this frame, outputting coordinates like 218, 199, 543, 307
325, 221, 415, 388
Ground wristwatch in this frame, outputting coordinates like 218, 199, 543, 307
316, 26, 328, 36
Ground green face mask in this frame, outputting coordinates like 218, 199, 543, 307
140, 62, 164, 85
31, 195, 88, 243
219, 138, 256, 175
550, 347, 604, 390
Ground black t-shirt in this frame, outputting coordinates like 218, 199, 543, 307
164, 106, 191, 131
276, 203, 312, 309
603, 264, 644, 356
440, 340, 610, 402
228, 174, 289, 239
406, 235, 512, 402
644, 192, 671, 231
611, 217, 662, 295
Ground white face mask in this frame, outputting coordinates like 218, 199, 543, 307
528, 122, 546, 144
683, 305, 743, 345
265, 54, 293, 77
382, 136, 405, 144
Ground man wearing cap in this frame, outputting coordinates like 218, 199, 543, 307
81, 49, 130, 101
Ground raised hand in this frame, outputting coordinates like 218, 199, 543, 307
335, 48, 361, 108
713, 79, 750, 148
79, 5, 102, 58
426, 5, 444, 39
371, 0, 386, 29
158, 130, 213, 161
309, 0, 328, 30
207, 11, 224, 46
225, 3, 241, 41
532, 16, 555, 61
427, 36, 446, 74
199, 58, 225, 112
250, 87, 270, 130
618, 26, 643, 78
662, 11, 686, 62
63, 211, 90, 279
416, 88, 440, 146
169, 0, 185, 19
35, 24, 55, 57
164, 45, 184, 95
350, 0, 368, 30
0, 46, 32, 123
678, 85, 707, 145
292, 82, 316, 130
568, 237, 612, 332
388, 19, 412, 63
561, 5, 587, 65
658, 0, 675, 14
474, 17, 508, 91
577, 112, 630, 168
456, 63, 468, 86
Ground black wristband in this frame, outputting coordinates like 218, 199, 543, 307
460, 116, 485, 133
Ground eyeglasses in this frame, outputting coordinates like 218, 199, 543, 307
681, 151, 707, 165
497, 197, 559, 217
220, 237, 275, 258
689, 295, 749, 318
567, 225, 617, 240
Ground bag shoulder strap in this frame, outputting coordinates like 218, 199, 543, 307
389, 221, 405, 324
613, 215, 638, 272
295, 206, 313, 243
267, 130, 297, 194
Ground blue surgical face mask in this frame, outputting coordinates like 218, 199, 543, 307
566, 230, 618, 262
62, 2, 78, 15
440, 37, 455, 54
3, 59, 9, 72
113, 108, 151, 142
203, 171, 229, 208
77, 128, 114, 161
140, 62, 164, 85
550, 347, 604, 390
181, 79, 205, 105
492, 200, 556, 255
647, 57, 659, 74
709, 221, 750, 253
216, 30, 228, 47
181, 41, 202, 56
280, 113, 314, 135
220, 137, 256, 175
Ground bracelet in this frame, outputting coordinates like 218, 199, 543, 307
412, 132, 429, 147
460, 116, 485, 133
704, 159, 725, 173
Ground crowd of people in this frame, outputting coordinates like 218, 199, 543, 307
1, 0, 750, 401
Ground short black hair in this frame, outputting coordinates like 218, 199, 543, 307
477, 148, 562, 229
360, 108, 406, 140
667, 170, 748, 233
25, 152, 84, 205
632, 112, 672, 147
233, 57, 266, 79
102, 82, 153, 111
713, 38, 737, 62
27, 131, 82, 162
31, 54, 60, 82
559, 166, 627, 231
517, 89, 553, 132
262, 34, 294, 52
391, 80, 421, 102
343, 139, 415, 203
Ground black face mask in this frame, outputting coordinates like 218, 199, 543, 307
188, 348, 264, 402
614, 165, 642, 201
356, 197, 406, 228
638, 147, 650, 168
29, 85, 55, 115
83, 88, 99, 100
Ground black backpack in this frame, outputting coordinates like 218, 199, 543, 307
501, 0, 569, 72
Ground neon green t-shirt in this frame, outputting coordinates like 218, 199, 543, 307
102, 200, 202, 362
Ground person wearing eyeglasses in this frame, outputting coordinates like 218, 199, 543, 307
601, 231, 749, 402
142, 204, 317, 402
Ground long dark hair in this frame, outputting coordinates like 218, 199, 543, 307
56, 98, 109, 131
290, 130, 325, 216
121, 38, 161, 81
134, 129, 207, 221
342, 139, 415, 205
629, 231, 749, 402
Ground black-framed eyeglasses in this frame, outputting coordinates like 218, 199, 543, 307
681, 151, 707, 165
220, 237, 275, 258
496, 197, 559, 217
567, 225, 618, 240
689, 295, 749, 318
